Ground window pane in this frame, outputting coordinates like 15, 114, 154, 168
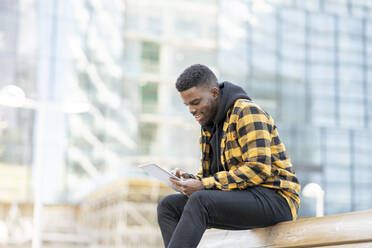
339, 98, 364, 128
139, 123, 157, 155
312, 96, 336, 126
141, 41, 160, 73
140, 82, 158, 113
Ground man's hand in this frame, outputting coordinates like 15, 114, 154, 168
169, 177, 204, 197
171, 168, 191, 179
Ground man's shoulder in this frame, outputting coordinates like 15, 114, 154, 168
233, 98, 254, 107
232, 99, 258, 113
230, 99, 270, 118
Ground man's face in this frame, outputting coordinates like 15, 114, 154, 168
179, 86, 219, 126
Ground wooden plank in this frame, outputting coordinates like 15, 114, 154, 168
199, 210, 372, 248
323, 243, 372, 248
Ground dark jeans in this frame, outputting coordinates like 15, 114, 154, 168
157, 187, 292, 248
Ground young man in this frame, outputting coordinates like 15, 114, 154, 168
157, 64, 300, 248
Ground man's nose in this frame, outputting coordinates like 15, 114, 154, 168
189, 106, 196, 115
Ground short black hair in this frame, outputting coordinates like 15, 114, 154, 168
175, 64, 218, 92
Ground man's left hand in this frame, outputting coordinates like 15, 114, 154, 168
169, 177, 204, 197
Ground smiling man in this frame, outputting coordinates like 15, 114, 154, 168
157, 64, 301, 248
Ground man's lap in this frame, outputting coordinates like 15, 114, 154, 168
158, 187, 292, 229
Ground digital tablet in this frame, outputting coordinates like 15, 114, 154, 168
139, 163, 180, 192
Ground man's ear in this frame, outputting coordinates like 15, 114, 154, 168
211, 87, 219, 98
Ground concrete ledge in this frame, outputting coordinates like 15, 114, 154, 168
198, 210, 372, 248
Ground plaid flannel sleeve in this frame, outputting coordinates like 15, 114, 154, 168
201, 105, 273, 190
189, 167, 203, 181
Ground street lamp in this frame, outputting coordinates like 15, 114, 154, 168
303, 182, 325, 217
0, 84, 89, 248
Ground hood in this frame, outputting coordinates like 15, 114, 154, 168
214, 81, 251, 124
201, 81, 251, 176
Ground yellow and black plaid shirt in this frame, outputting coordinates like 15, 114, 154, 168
192, 99, 301, 219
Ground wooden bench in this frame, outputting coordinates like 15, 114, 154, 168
198, 209, 372, 248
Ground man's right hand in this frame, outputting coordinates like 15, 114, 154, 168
171, 168, 191, 179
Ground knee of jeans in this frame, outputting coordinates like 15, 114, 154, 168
157, 196, 169, 215
157, 194, 177, 216
188, 190, 210, 207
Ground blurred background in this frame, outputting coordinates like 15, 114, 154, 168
0, 0, 371, 247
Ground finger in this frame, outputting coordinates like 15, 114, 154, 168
169, 177, 180, 182
169, 177, 182, 186
175, 169, 184, 178
169, 180, 183, 192
180, 172, 190, 179
169, 180, 178, 187
171, 168, 182, 178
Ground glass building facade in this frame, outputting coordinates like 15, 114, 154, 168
0, 0, 371, 218
236, 0, 372, 216
0, 0, 37, 167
